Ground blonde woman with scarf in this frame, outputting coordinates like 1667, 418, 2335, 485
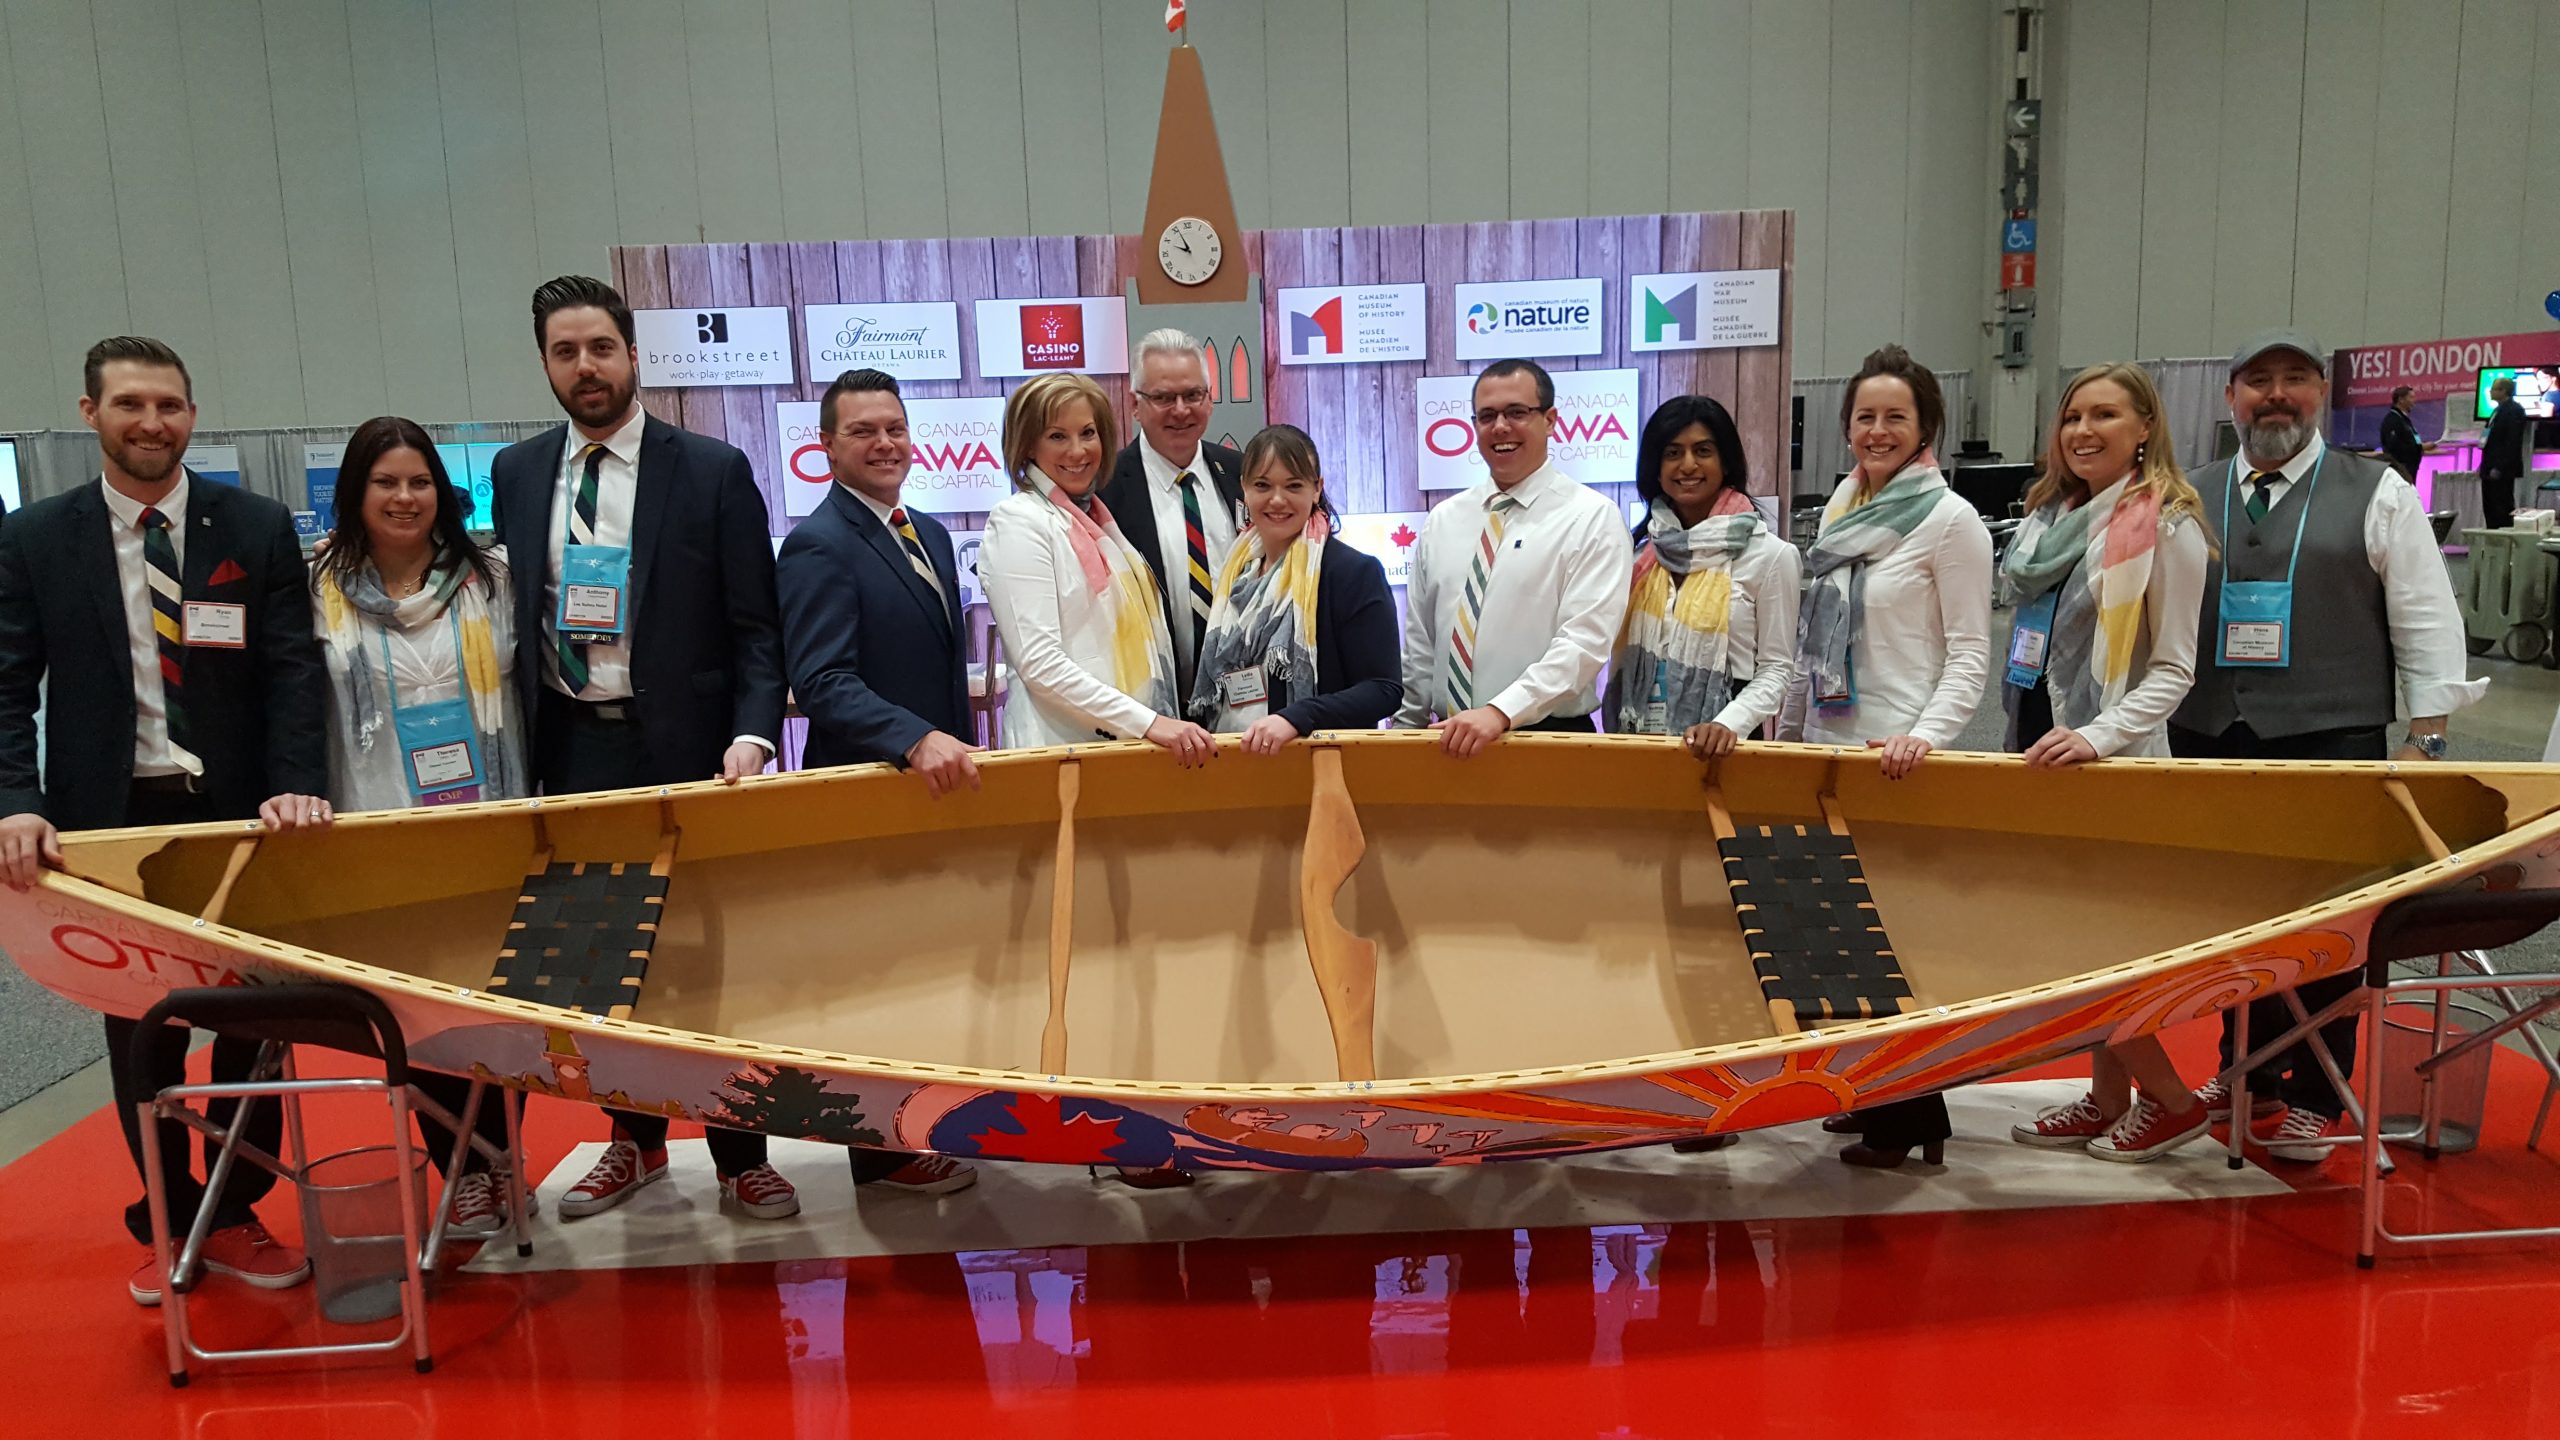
1784, 345, 1993, 1171
1186, 425, 1401, 750
982, 372, 1210, 766
309, 415, 528, 1235
2005, 364, 2221, 1164
1603, 395, 1799, 756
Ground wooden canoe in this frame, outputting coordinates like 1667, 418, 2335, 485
7, 733, 2559, 1172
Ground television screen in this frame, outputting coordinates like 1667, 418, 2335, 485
0, 437, 20, 517
2475, 366, 2559, 422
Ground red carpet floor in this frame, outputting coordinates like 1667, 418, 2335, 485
3, 1022, 2557, 1438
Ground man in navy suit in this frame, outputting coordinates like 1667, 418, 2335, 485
773, 367, 983, 1194
0, 336, 331, 1304
489, 276, 797, 1221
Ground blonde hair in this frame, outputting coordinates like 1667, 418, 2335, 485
1001, 373, 1119, 490
2029, 362, 2206, 528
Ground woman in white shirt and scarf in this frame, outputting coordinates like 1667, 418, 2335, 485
1785, 344, 1994, 1171
1186, 425, 1401, 747
2003, 363, 2221, 1164
981, 372, 1216, 768
1602, 394, 1800, 757
309, 415, 526, 1233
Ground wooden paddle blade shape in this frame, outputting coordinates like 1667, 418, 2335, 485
1040, 761, 1080, 1073
1300, 747, 1379, 1082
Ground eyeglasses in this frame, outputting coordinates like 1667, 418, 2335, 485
1473, 405, 1549, 428
1136, 388, 1211, 408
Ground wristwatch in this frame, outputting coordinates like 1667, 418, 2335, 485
2405, 732, 2448, 760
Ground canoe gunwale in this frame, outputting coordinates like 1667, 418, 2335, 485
29, 754, 2560, 1103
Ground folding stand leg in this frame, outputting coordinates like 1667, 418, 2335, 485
138, 1097, 190, 1388
2360, 983, 2390, 1269
2227, 1000, 2251, 1171
503, 1086, 532, 1259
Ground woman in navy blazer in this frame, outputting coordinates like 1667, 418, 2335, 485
1187, 425, 1402, 751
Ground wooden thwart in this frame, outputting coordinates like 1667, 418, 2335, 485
197, 836, 261, 927
1039, 762, 1080, 1073
1300, 747, 1380, 1082
486, 805, 679, 1021
2383, 778, 2454, 863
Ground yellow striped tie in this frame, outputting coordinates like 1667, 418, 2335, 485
1446, 494, 1519, 712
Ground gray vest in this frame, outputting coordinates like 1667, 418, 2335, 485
2172, 448, 2396, 740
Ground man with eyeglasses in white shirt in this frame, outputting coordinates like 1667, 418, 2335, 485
1095, 328, 1244, 700
1394, 359, 1633, 756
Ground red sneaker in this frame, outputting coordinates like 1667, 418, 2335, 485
198, 1220, 311, 1289
559, 1140, 668, 1218
2011, 1092, 2112, 1148
2087, 1093, 2209, 1163
444, 1169, 539, 1237
860, 1155, 978, 1195
2195, 1076, 2288, 1125
129, 1251, 166, 1307
718, 1163, 801, 1220
2265, 1108, 2344, 1163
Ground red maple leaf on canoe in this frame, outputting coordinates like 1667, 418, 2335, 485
970, 1093, 1125, 1163
1390, 523, 1417, 549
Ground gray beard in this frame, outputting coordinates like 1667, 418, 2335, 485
2241, 413, 2312, 468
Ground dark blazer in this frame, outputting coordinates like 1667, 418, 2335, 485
2482, 398, 2532, 482
776, 482, 969, 770
490, 414, 785, 783
2378, 406, 2422, 481
0, 474, 327, 828
1271, 537, 1403, 735
1096, 437, 1244, 605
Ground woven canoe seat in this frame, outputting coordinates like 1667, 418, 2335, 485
1717, 824, 1911, 1023
487, 860, 670, 1019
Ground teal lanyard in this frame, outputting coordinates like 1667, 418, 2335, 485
375, 599, 471, 718
2220, 453, 2324, 587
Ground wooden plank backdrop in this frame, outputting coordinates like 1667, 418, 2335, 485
612, 209, 1794, 539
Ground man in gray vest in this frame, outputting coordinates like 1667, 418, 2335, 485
2170, 328, 2484, 1161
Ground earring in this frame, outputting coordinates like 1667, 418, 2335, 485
2134, 442, 2147, 466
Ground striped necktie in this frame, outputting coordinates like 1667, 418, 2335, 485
139, 507, 189, 753
1179, 473, 1213, 656
888, 506, 942, 596
555, 443, 605, 693
2244, 471, 2280, 525
1445, 493, 1521, 713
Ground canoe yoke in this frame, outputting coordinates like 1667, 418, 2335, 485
486, 808, 679, 1021
1718, 823, 1913, 1026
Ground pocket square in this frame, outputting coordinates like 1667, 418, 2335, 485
207, 558, 249, 587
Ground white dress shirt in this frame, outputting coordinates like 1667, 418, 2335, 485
981, 483, 1167, 746
542, 403, 645, 702
1782, 482, 1994, 749
100, 473, 199, 777
1701, 530, 1803, 737
1138, 430, 1240, 684
1394, 462, 1633, 728
2230, 432, 2487, 720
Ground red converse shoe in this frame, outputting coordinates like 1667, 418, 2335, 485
444, 1169, 539, 1237
129, 1251, 166, 1307
718, 1162, 801, 1219
559, 1140, 668, 1218
2087, 1093, 2209, 1163
198, 1219, 311, 1289
2195, 1077, 2287, 1125
2011, 1092, 2112, 1148
2265, 1108, 2344, 1163
859, 1155, 978, 1195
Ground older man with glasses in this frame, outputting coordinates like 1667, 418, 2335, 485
1097, 328, 1245, 698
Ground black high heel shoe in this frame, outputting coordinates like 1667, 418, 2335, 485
1838, 1139, 1945, 1169
1821, 1114, 1864, 1136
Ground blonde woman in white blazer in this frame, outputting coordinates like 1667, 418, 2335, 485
980, 372, 1217, 767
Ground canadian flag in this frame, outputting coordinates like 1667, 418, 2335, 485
1165, 0, 1186, 33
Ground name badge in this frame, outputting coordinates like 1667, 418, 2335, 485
1642, 666, 1670, 734
409, 738, 477, 790
1220, 664, 1268, 709
2006, 589, 2058, 688
558, 543, 630, 639
182, 601, 249, 649
2215, 578, 2294, 668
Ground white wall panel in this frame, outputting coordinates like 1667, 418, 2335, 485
2441, 0, 2536, 339
1187, 0, 1271, 232
260, 0, 389, 425
1508, 0, 1591, 221
1902, 0, 1990, 376
91, 1, 224, 422
346, 0, 470, 423
933, 0, 1030, 240
2205, 0, 2305, 356
2051, 0, 2146, 366
179, 0, 306, 429
1587, 0, 1671, 218
683, 0, 787, 243
1425, 0, 1510, 223
2289, 0, 2381, 351
1264, 0, 1353, 229
1016, 0, 1112, 238
1745, 0, 1829, 371
1094, 0, 1165, 234
433, 0, 549, 422
516, 0, 625, 283
769, 0, 869, 243
2526, 1, 2560, 327
598, 0, 704, 244
9, 0, 130, 413
1823, 0, 1910, 371
0, 5, 61, 424
2132, 0, 2221, 359
1345, 0, 1430, 226
1664, 0, 1752, 214
2362, 0, 2460, 346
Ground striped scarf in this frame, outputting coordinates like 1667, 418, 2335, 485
1798, 462, 1948, 713
1187, 515, 1330, 728
1604, 490, 1760, 734
315, 552, 522, 803
2003, 474, 2162, 714
1032, 468, 1179, 719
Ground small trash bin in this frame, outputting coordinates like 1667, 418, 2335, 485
2376, 998, 2497, 1155
299, 1144, 427, 1324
